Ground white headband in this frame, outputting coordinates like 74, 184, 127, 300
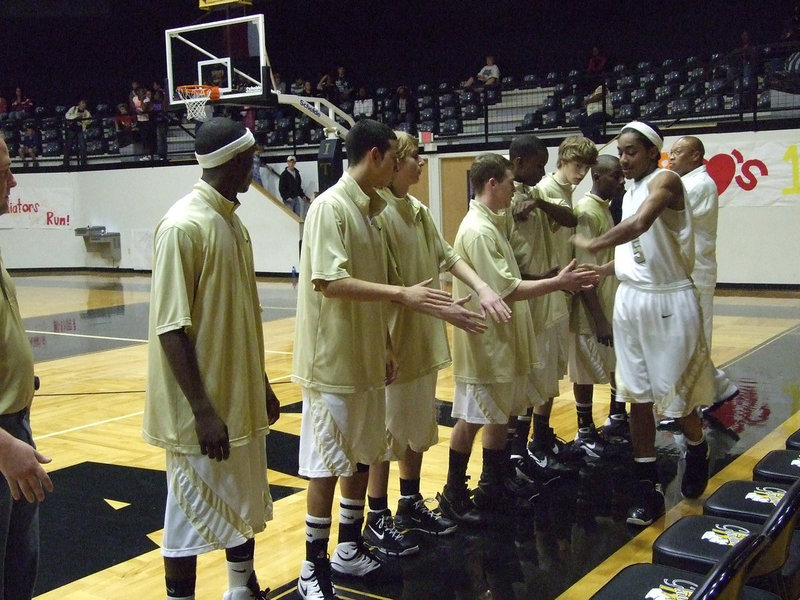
195, 129, 255, 169
623, 121, 663, 151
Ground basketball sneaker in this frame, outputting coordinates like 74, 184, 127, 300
681, 441, 710, 499
602, 413, 630, 441
330, 538, 401, 582
437, 483, 485, 527
222, 572, 269, 599
298, 557, 339, 600
395, 494, 458, 536
574, 426, 617, 459
362, 509, 419, 556
626, 480, 665, 526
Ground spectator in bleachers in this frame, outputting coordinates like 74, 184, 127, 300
301, 80, 316, 97
731, 30, 758, 79
272, 72, 287, 94
18, 124, 40, 167
395, 85, 415, 123
151, 87, 168, 161
316, 70, 338, 102
0, 94, 7, 121
128, 81, 141, 111
8, 88, 32, 121
132, 87, 153, 160
463, 55, 500, 90
587, 45, 608, 74
335, 65, 353, 101
279, 155, 309, 218
290, 76, 306, 95
352, 87, 375, 120
63, 99, 91, 167
114, 103, 138, 162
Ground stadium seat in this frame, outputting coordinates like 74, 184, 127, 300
417, 95, 435, 110
734, 75, 757, 92
438, 118, 461, 136
437, 81, 452, 95
86, 140, 106, 156
641, 101, 662, 118
681, 82, 703, 99
616, 104, 638, 121
518, 111, 541, 130
686, 55, 699, 67
438, 93, 457, 109
664, 70, 686, 86
308, 128, 324, 144
637, 60, 653, 71
501, 75, 517, 90
668, 98, 693, 116
553, 82, 569, 97
567, 69, 581, 85
395, 121, 415, 135
758, 92, 771, 109
610, 89, 630, 108
417, 83, 433, 97
461, 103, 481, 120
561, 94, 580, 110
640, 72, 659, 89
613, 63, 626, 75
631, 88, 651, 106
662, 58, 678, 70
417, 120, 436, 134
564, 108, 583, 126
545, 71, 559, 86
339, 101, 354, 114
591, 534, 778, 600
654, 479, 800, 600
485, 88, 501, 105
618, 75, 638, 90
419, 107, 437, 122
41, 141, 62, 157
753, 451, 800, 485
710, 78, 731, 94
459, 91, 480, 107
381, 109, 398, 126
375, 87, 391, 100
655, 84, 678, 102
440, 106, 459, 121
521, 74, 541, 89
541, 110, 562, 128
688, 67, 709, 82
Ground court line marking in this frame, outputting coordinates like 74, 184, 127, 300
26, 329, 294, 355
39, 411, 144, 439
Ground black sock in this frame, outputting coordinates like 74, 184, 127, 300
306, 538, 328, 562
399, 477, 420, 497
165, 577, 195, 599
367, 495, 388, 512
511, 411, 533, 455
634, 459, 658, 484
480, 447, 509, 485
531, 413, 550, 450
576, 403, 595, 430
447, 448, 471, 491
686, 437, 709, 457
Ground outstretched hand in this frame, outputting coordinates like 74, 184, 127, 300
438, 294, 488, 334
475, 284, 512, 323
556, 259, 599, 293
401, 278, 454, 312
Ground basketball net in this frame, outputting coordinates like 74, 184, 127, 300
176, 85, 218, 121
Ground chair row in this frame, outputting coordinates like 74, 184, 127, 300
592, 435, 800, 599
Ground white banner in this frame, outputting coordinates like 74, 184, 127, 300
1, 183, 75, 229
659, 130, 800, 208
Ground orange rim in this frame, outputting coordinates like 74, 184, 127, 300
177, 84, 220, 101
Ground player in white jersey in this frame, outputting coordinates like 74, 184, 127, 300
572, 121, 715, 526
668, 136, 738, 405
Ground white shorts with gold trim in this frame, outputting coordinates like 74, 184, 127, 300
452, 377, 530, 425
298, 386, 387, 478
162, 436, 271, 558
385, 372, 439, 458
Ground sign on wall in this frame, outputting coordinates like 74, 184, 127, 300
1, 183, 75, 229
658, 130, 800, 208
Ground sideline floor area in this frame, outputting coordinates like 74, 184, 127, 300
14, 272, 800, 600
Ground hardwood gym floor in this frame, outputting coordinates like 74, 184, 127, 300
15, 271, 800, 600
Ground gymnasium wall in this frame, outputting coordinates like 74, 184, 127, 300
1, 128, 798, 285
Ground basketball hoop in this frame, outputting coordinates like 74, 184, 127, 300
176, 85, 220, 121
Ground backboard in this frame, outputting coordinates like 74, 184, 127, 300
165, 14, 269, 107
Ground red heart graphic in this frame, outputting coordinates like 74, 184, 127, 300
705, 154, 736, 195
